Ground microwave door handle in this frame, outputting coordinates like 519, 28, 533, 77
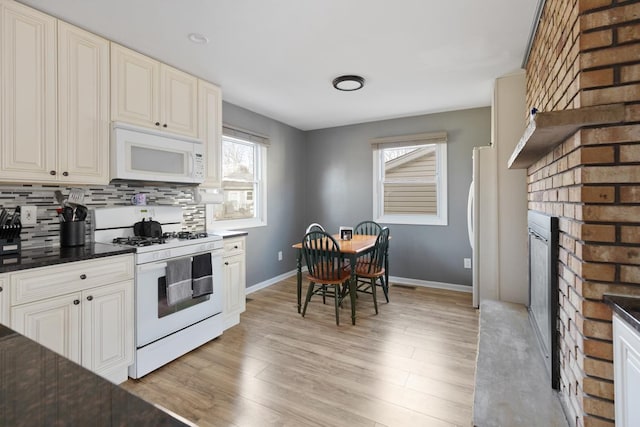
188, 153, 194, 175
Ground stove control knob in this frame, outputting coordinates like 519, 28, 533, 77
161, 250, 171, 258
152, 252, 159, 260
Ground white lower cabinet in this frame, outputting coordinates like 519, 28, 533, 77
223, 236, 246, 330
613, 313, 640, 427
8, 255, 134, 384
0, 274, 7, 325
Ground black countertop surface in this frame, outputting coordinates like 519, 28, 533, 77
0, 243, 135, 274
604, 295, 640, 334
0, 324, 188, 427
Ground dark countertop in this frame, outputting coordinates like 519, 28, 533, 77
0, 324, 188, 427
212, 230, 248, 238
0, 243, 135, 274
604, 295, 640, 334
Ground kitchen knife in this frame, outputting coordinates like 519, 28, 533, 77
8, 207, 20, 226
0, 208, 7, 226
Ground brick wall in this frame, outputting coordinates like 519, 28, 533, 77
526, 1, 640, 426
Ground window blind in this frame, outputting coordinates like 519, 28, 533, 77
222, 124, 270, 147
370, 131, 447, 149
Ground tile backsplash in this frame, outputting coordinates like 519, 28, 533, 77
0, 182, 205, 249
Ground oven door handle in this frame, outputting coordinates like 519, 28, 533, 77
137, 262, 167, 272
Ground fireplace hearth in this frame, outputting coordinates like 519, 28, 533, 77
528, 210, 559, 389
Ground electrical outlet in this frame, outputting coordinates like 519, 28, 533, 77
464, 258, 472, 269
278, 251, 283, 261
21, 205, 37, 225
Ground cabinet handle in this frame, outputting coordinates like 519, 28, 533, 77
155, 122, 160, 126
80, 274, 87, 280
50, 170, 56, 176
0, 286, 3, 292
73, 299, 80, 305
234, 245, 238, 249
86, 295, 93, 301
62, 171, 69, 177
224, 262, 229, 265
163, 124, 167, 128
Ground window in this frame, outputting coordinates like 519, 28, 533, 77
210, 128, 267, 229
372, 132, 447, 225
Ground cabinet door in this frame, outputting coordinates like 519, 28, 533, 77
111, 43, 159, 128
614, 315, 640, 427
0, 274, 7, 326
161, 65, 198, 137
11, 293, 81, 364
81, 280, 134, 375
198, 79, 222, 188
0, 1, 57, 182
58, 21, 110, 184
223, 253, 246, 326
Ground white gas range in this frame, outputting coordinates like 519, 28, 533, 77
93, 206, 224, 379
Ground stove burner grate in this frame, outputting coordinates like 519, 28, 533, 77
112, 236, 166, 247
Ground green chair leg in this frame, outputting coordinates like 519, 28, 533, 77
380, 276, 389, 303
302, 283, 315, 317
371, 278, 378, 314
334, 284, 340, 325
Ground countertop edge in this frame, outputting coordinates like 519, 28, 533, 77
213, 230, 249, 238
0, 243, 135, 274
604, 294, 640, 335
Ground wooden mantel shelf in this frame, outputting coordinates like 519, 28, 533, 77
507, 103, 626, 169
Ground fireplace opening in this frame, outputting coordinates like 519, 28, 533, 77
527, 211, 559, 390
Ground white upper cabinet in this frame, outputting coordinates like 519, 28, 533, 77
111, 43, 198, 138
0, 0, 57, 181
198, 79, 222, 188
110, 43, 159, 128
57, 21, 110, 184
0, 1, 109, 184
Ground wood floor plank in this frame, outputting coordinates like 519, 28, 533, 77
121, 279, 479, 427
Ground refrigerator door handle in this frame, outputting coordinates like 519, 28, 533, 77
467, 181, 474, 249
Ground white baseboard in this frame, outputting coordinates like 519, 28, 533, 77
245, 269, 470, 295
246, 268, 300, 294
389, 275, 472, 293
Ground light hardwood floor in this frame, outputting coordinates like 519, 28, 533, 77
121, 277, 479, 427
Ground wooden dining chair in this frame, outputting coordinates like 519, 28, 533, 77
354, 220, 382, 236
352, 227, 390, 313
301, 230, 350, 325
305, 222, 325, 233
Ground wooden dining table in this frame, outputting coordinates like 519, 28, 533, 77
292, 234, 380, 325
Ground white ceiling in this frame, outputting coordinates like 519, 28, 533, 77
18, 0, 539, 131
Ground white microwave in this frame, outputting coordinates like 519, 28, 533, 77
111, 122, 205, 184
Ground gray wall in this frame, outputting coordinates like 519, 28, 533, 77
305, 107, 490, 287
222, 103, 489, 288
222, 102, 308, 287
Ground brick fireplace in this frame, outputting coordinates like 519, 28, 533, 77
518, 1, 640, 426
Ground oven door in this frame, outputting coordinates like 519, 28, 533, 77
135, 251, 223, 347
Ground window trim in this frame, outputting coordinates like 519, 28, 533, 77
372, 133, 448, 226
206, 135, 267, 231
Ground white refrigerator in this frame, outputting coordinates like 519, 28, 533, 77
467, 71, 529, 308
468, 145, 498, 308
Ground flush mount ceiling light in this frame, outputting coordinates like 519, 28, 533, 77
332, 75, 365, 91
187, 33, 209, 44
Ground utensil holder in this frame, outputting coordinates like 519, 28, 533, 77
60, 221, 85, 247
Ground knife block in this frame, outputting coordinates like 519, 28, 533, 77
60, 221, 85, 247
0, 238, 20, 255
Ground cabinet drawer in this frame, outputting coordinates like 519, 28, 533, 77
223, 237, 245, 256
10, 255, 134, 306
